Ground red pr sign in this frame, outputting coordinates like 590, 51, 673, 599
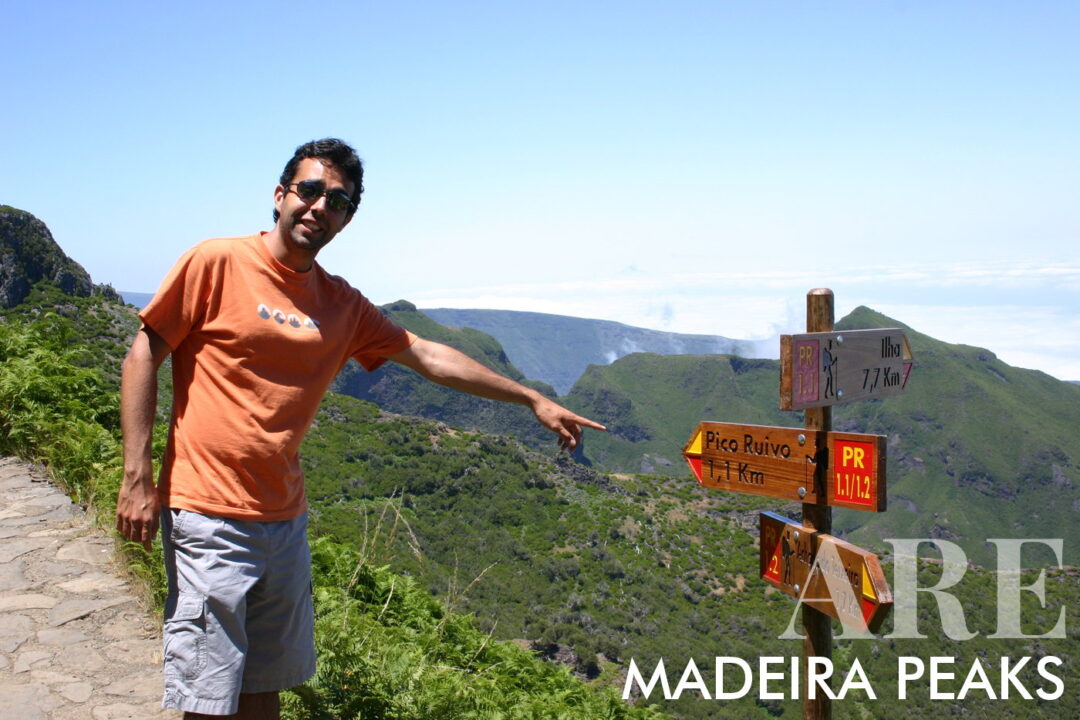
827, 434, 886, 512
833, 439, 876, 507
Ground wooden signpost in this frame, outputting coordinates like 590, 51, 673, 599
682, 424, 887, 512
779, 329, 914, 410
682, 289, 914, 720
682, 422, 820, 503
759, 512, 892, 633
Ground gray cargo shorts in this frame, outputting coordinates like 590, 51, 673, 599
160, 508, 315, 716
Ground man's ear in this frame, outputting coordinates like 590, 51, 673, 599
272, 184, 286, 220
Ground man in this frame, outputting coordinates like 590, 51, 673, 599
115, 138, 604, 719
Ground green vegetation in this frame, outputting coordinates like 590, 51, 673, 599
288, 536, 665, 719
4, 306, 1078, 719
4, 289, 1075, 716
0, 313, 124, 510
0, 312, 170, 600
274, 299, 1080, 572
564, 353, 787, 474
831, 307, 1080, 568
299, 394, 1079, 720
0, 280, 140, 383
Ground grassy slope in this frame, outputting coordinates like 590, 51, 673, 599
302, 393, 1079, 720
0, 281, 140, 383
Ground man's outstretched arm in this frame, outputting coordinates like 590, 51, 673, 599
116, 326, 172, 551
386, 337, 605, 450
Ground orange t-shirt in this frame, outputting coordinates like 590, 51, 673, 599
140, 233, 415, 521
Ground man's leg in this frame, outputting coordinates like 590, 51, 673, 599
182, 691, 278, 720
240, 514, 315, 701
162, 510, 260, 716
237, 691, 280, 719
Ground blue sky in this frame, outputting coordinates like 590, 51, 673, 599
3, 2, 1078, 379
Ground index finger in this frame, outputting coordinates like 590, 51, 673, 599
573, 415, 607, 432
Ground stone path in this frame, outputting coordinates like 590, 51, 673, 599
0, 457, 181, 719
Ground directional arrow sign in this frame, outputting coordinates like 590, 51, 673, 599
759, 512, 892, 633
684, 424, 888, 511
683, 422, 820, 503
780, 329, 914, 411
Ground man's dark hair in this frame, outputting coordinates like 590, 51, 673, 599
273, 138, 364, 222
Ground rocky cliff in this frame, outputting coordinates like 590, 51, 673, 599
0, 206, 119, 308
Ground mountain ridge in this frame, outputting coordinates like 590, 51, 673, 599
422, 307, 767, 394
0, 206, 120, 308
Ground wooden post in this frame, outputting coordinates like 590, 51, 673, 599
802, 288, 833, 720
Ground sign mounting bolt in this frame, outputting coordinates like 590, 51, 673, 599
798, 487, 807, 499
798, 433, 806, 446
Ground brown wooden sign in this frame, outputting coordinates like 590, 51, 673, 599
683, 422, 820, 503
780, 329, 913, 410
759, 512, 892, 633
683, 424, 888, 512
826, 432, 887, 512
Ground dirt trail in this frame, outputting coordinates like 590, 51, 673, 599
0, 457, 181, 719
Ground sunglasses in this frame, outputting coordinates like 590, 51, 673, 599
283, 180, 356, 213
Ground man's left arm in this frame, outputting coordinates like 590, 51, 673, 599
385, 337, 605, 450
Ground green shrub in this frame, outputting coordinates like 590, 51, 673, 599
0, 314, 122, 505
285, 537, 666, 719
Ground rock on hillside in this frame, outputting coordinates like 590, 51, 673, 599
0, 207, 136, 383
0, 206, 119, 308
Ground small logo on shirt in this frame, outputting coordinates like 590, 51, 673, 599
257, 304, 320, 330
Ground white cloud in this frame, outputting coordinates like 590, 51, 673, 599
400, 260, 1079, 381
873, 303, 1080, 381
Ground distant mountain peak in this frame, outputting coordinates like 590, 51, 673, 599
384, 299, 417, 312
836, 305, 913, 332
